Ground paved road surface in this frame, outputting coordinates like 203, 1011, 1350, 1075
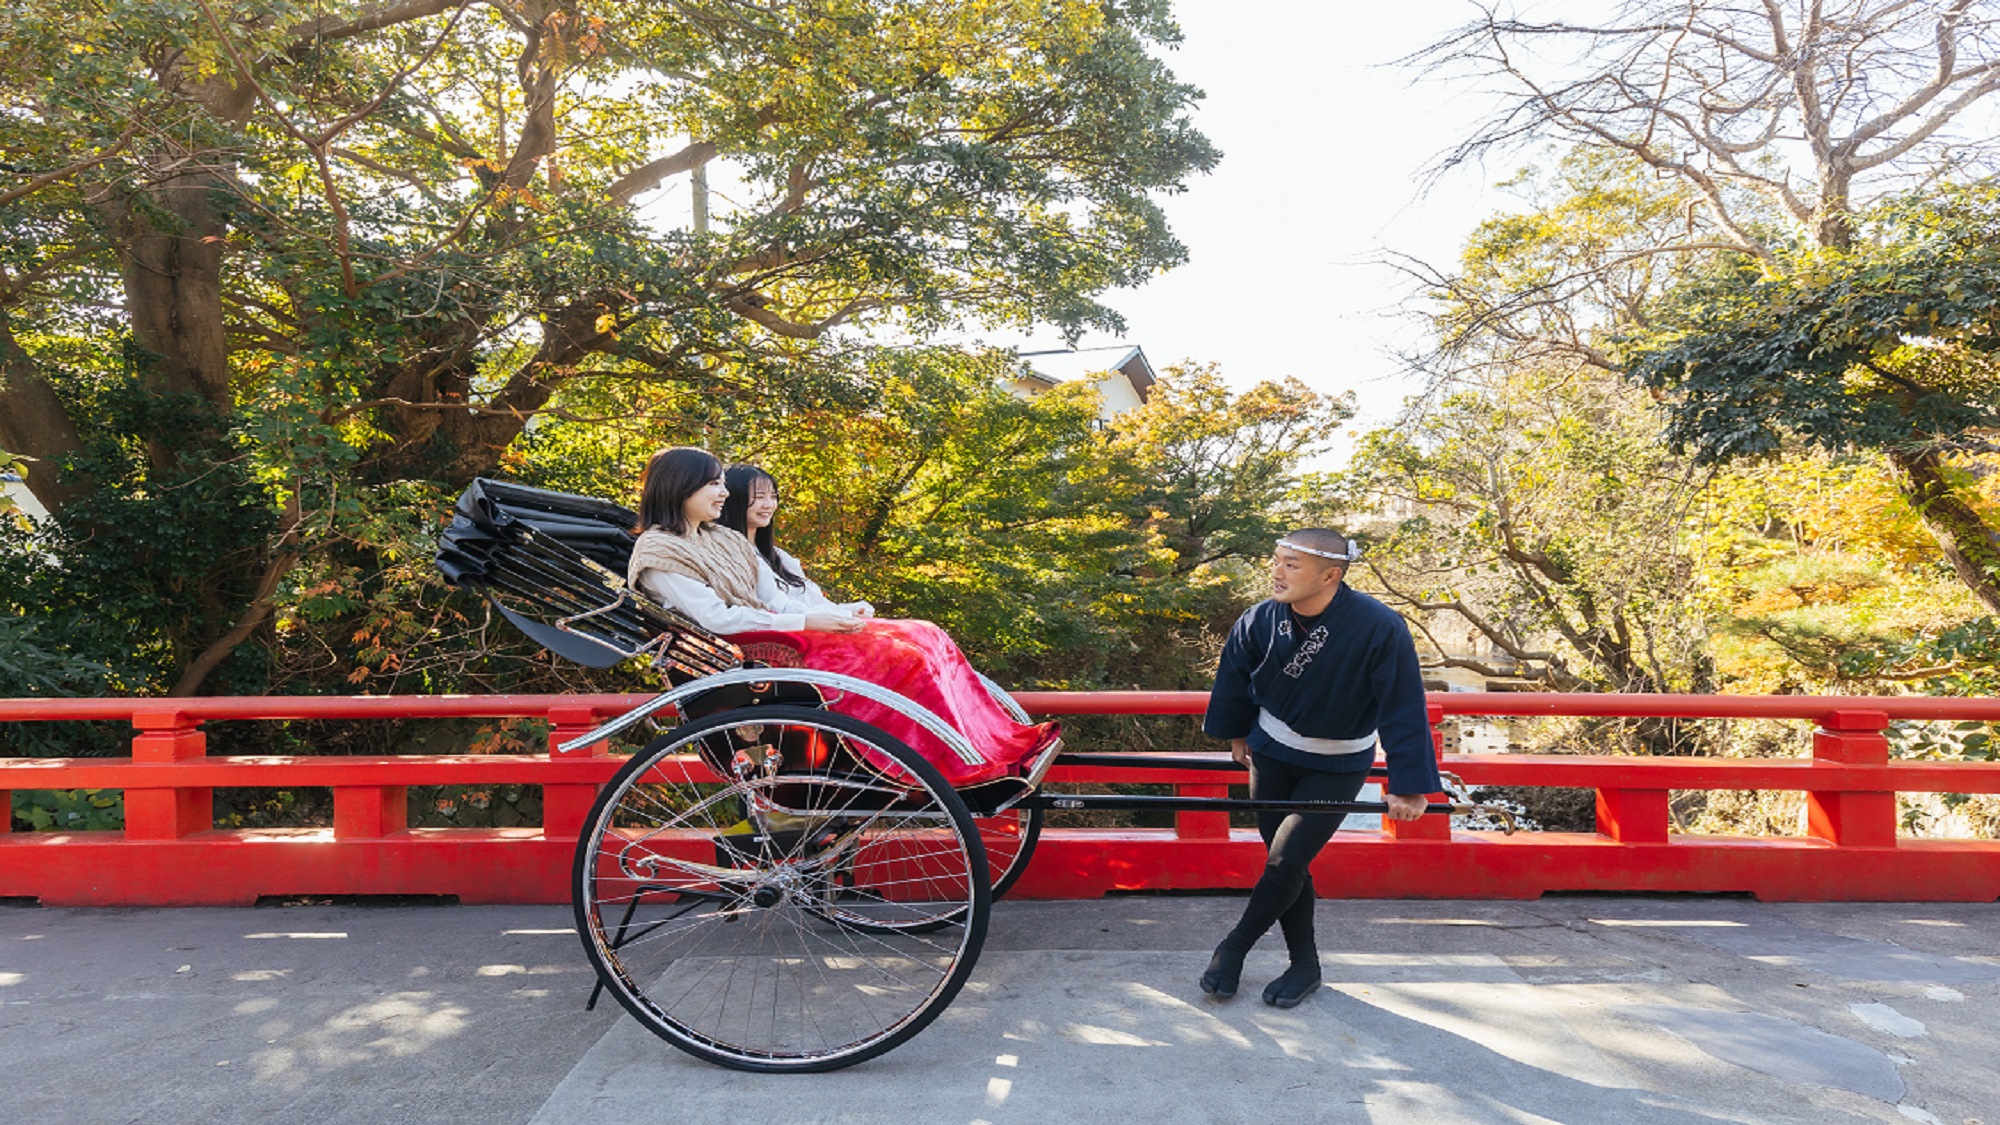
4, 897, 1995, 1124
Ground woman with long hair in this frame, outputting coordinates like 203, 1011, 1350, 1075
719, 463, 872, 619
628, 448, 1055, 784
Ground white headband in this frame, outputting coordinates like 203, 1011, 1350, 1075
1277, 537, 1359, 563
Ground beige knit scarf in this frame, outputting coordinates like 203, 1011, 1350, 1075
627, 524, 769, 610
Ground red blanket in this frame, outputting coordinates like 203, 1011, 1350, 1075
727, 619, 1058, 787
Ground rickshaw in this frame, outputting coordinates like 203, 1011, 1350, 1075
436, 478, 1506, 1073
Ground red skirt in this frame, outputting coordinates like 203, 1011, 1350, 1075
726, 619, 1059, 787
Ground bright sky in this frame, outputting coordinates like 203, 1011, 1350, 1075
982, 0, 1511, 459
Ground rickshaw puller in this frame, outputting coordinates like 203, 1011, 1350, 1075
1199, 528, 1442, 1008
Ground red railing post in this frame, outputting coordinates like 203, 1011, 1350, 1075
1175, 782, 1231, 840
127, 710, 210, 839
543, 705, 606, 840
1595, 788, 1670, 843
1386, 701, 1451, 840
333, 785, 407, 838
1808, 709, 1895, 847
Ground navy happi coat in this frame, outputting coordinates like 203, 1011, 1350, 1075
1203, 586, 1441, 796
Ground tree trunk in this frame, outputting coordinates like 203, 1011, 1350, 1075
91, 160, 276, 695
100, 165, 233, 413
1886, 446, 2000, 615
1814, 176, 1855, 251
0, 318, 89, 513
367, 301, 615, 488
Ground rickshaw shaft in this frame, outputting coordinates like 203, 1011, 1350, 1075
1056, 752, 1389, 777
1021, 793, 1455, 817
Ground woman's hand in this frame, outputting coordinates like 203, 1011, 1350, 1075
1383, 793, 1429, 821
805, 612, 865, 633
1229, 739, 1250, 768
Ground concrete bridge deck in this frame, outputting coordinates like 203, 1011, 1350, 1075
4, 896, 1995, 1124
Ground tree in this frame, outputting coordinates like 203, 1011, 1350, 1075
1422, 0, 2000, 252
219, 349, 1342, 704
1337, 364, 1710, 694
0, 0, 1217, 694
1394, 147, 1724, 387
1417, 2, 2000, 612
1688, 451, 1993, 694
743, 356, 1348, 687
752, 348, 1157, 669
1105, 363, 1351, 575
1624, 187, 2000, 611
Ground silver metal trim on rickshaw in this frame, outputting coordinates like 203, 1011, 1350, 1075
557, 666, 989, 767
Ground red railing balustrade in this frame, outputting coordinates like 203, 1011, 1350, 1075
1, 692, 1997, 906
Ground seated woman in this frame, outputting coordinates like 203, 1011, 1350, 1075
721, 463, 873, 620
627, 447, 1057, 786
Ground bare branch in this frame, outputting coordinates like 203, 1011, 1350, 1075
1850, 65, 2000, 171
608, 141, 719, 205
290, 0, 469, 44
1418, 0, 2000, 252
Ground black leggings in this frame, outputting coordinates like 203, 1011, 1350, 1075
1227, 752, 1371, 962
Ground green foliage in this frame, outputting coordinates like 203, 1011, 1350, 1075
1390, 145, 1998, 718
1685, 453, 1990, 695
11, 788, 123, 832
0, 0, 1218, 697
1338, 366, 1709, 693
410, 784, 544, 829
1862, 618, 2000, 705
1624, 186, 2000, 464
0, 615, 120, 699
0, 450, 28, 528
1107, 364, 1351, 573
726, 353, 1344, 689
212, 787, 323, 830
0, 376, 280, 697
203, 347, 1338, 717
1892, 718, 1998, 763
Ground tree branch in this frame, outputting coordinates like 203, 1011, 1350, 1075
607, 140, 719, 205
0, 128, 136, 210
290, 0, 469, 45
168, 488, 305, 696
191, 0, 359, 294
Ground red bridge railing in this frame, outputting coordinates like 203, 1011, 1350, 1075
2, 692, 1997, 906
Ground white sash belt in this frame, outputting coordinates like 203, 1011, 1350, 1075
1258, 709, 1378, 756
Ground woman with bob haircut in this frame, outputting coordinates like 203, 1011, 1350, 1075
627, 447, 1055, 784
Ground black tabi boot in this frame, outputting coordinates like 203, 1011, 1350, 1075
1261, 961, 1322, 1008
1200, 934, 1250, 999
1264, 877, 1322, 1007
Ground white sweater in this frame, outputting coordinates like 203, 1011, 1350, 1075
634, 548, 872, 635
770, 547, 875, 615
